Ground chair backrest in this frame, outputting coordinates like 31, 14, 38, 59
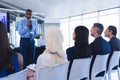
35, 62, 69, 80
108, 51, 120, 70
0, 69, 27, 80
91, 54, 109, 79
69, 58, 91, 80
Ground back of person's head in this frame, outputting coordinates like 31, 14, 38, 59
108, 25, 117, 36
44, 27, 66, 67
93, 23, 104, 35
0, 21, 13, 71
74, 26, 89, 46
74, 26, 91, 57
45, 27, 63, 53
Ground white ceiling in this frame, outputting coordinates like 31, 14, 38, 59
1, 0, 120, 18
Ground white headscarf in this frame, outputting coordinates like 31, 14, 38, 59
44, 27, 66, 68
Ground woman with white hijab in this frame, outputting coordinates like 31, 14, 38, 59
36, 27, 67, 69
27, 27, 68, 80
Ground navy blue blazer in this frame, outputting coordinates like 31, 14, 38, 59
109, 36, 120, 54
67, 46, 91, 61
66, 46, 91, 80
90, 36, 111, 55
89, 36, 111, 78
107, 36, 120, 69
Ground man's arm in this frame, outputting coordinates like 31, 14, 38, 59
18, 20, 29, 36
34, 34, 40, 39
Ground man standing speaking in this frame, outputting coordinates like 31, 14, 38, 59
18, 9, 40, 68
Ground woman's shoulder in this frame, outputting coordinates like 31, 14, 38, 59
15, 52, 23, 60
15, 52, 23, 70
37, 52, 51, 61
11, 52, 22, 59
38, 52, 51, 57
66, 46, 76, 53
67, 46, 76, 51
36, 52, 51, 69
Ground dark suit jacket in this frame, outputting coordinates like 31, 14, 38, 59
107, 36, 120, 69
89, 36, 111, 78
67, 46, 91, 61
109, 36, 120, 54
66, 46, 91, 80
90, 36, 111, 55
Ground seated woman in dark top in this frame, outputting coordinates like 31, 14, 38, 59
66, 26, 91, 79
0, 21, 22, 77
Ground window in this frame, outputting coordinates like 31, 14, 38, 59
99, 13, 119, 40
83, 17, 97, 43
60, 8, 120, 50
60, 21, 70, 50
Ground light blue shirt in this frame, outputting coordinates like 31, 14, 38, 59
18, 18, 37, 38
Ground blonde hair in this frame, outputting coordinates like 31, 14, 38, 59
44, 27, 65, 68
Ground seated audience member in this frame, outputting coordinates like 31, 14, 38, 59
0, 21, 23, 77
89, 23, 111, 79
26, 27, 68, 80
104, 25, 120, 69
90, 23, 111, 56
66, 26, 91, 80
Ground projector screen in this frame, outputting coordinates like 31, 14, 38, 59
0, 12, 10, 32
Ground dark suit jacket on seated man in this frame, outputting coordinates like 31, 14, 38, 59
89, 23, 111, 79
90, 36, 111, 55
104, 25, 120, 69
108, 36, 120, 68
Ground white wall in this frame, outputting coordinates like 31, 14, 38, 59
44, 18, 60, 28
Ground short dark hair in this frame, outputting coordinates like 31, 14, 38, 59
26, 9, 32, 12
108, 25, 117, 36
93, 23, 104, 35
